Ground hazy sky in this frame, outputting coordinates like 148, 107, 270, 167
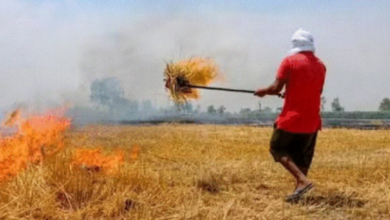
1, 0, 389, 113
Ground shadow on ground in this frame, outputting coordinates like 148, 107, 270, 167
289, 194, 366, 208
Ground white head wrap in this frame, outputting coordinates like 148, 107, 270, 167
290, 28, 315, 54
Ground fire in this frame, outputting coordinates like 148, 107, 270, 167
0, 108, 70, 181
164, 57, 219, 103
72, 145, 139, 174
130, 145, 140, 160
72, 148, 125, 174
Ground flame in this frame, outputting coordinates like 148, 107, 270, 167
130, 145, 140, 160
164, 57, 220, 103
72, 148, 125, 174
0, 108, 70, 181
72, 145, 139, 174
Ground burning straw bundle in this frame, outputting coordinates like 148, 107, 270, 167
164, 57, 283, 103
164, 57, 219, 103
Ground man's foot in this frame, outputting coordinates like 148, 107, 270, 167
295, 179, 312, 192
286, 183, 314, 202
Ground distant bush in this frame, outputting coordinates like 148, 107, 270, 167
240, 111, 390, 120
321, 111, 390, 119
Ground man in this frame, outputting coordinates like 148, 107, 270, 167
254, 28, 326, 201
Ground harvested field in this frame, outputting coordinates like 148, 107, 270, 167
1, 124, 390, 219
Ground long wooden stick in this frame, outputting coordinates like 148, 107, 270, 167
187, 84, 255, 93
187, 84, 283, 97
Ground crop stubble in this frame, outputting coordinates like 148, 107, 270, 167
0, 125, 390, 219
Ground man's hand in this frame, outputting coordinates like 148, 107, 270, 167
254, 88, 268, 97
254, 78, 287, 98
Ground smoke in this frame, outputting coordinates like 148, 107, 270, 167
1, 0, 390, 116
76, 14, 289, 112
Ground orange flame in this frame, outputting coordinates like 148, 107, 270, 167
130, 145, 140, 161
72, 148, 125, 174
164, 57, 220, 103
0, 108, 70, 181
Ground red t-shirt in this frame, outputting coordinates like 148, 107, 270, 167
275, 52, 326, 134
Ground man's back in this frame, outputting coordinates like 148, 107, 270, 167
276, 52, 326, 133
254, 28, 323, 200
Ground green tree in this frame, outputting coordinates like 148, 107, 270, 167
90, 77, 124, 111
331, 98, 344, 112
217, 106, 226, 116
90, 77, 140, 114
240, 108, 251, 117
184, 102, 193, 114
321, 96, 326, 112
263, 106, 273, 113
379, 98, 390, 111
207, 105, 217, 115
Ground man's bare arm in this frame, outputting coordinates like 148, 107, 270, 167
254, 78, 287, 97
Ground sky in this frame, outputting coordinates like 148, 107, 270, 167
0, 0, 390, 113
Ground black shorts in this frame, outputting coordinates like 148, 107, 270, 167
270, 128, 318, 169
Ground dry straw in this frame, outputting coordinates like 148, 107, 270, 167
164, 57, 219, 103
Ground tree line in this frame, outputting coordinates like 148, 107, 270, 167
322, 97, 390, 112
87, 77, 390, 118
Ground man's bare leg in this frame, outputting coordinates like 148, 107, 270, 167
296, 167, 309, 190
279, 156, 312, 191
299, 167, 309, 176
